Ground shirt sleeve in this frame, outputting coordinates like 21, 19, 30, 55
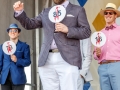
79, 38, 92, 79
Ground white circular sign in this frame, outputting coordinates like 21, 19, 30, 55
2, 41, 16, 55
48, 5, 66, 23
91, 31, 106, 47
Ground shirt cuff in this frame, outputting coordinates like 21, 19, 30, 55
80, 70, 87, 78
15, 10, 24, 17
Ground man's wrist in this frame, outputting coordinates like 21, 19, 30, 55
15, 10, 24, 17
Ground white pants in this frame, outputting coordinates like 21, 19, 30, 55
77, 76, 84, 90
38, 52, 79, 90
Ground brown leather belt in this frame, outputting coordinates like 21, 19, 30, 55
49, 49, 59, 53
100, 60, 120, 64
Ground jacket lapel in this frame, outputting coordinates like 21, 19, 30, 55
14, 40, 22, 54
61, 2, 73, 23
66, 2, 73, 14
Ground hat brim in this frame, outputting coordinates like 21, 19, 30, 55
100, 9, 120, 17
7, 28, 21, 32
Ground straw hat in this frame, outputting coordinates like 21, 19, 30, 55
100, 3, 120, 17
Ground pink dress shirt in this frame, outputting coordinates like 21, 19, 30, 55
93, 23, 120, 63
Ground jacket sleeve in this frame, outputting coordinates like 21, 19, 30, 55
0, 45, 3, 73
67, 7, 91, 40
16, 44, 31, 67
80, 38, 92, 79
14, 9, 45, 30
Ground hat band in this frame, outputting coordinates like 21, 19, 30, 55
106, 7, 115, 9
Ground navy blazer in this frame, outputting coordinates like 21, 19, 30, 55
0, 40, 31, 85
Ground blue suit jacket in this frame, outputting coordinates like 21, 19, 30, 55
0, 40, 31, 85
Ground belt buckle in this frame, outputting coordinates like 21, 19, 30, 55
108, 60, 117, 63
100, 60, 108, 64
51, 49, 59, 53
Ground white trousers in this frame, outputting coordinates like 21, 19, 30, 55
38, 52, 79, 90
77, 76, 84, 90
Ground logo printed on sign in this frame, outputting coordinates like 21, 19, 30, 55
6, 42, 13, 53
49, 5, 66, 23
2, 41, 16, 55
53, 6, 61, 21
91, 32, 106, 47
95, 33, 102, 45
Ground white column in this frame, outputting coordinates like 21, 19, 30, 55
35, 0, 40, 90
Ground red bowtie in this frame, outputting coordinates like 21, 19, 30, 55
105, 25, 115, 30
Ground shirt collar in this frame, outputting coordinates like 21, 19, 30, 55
106, 23, 117, 28
61, 0, 69, 8
105, 23, 117, 30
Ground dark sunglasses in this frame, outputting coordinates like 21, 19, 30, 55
104, 12, 116, 15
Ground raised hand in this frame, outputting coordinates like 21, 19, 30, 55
13, 1, 24, 11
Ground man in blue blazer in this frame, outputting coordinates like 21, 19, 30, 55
0, 23, 31, 90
